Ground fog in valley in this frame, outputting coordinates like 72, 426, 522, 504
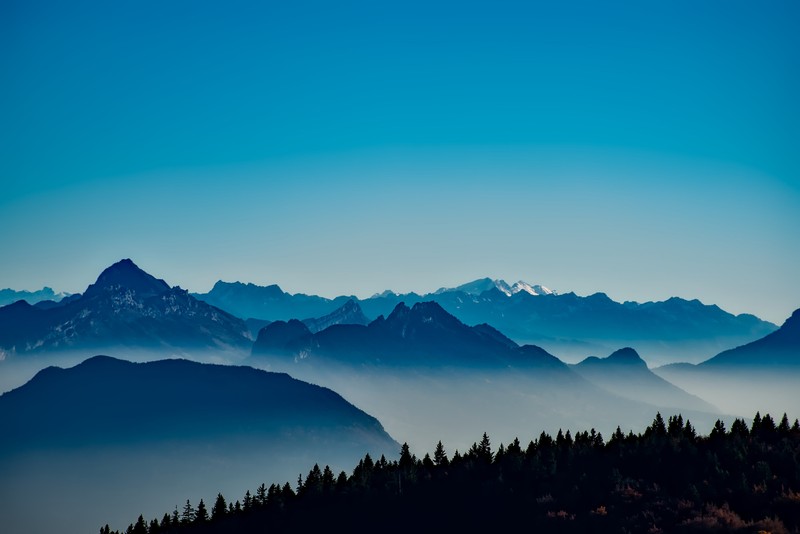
1, 343, 795, 534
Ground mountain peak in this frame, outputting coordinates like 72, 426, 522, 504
84, 259, 170, 298
438, 278, 556, 297
607, 347, 646, 365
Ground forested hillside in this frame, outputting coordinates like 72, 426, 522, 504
106, 412, 800, 534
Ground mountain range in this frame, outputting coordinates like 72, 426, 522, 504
194, 277, 776, 364
253, 300, 570, 370
0, 259, 251, 358
0, 286, 71, 307
250, 299, 722, 452
654, 308, 800, 418
2, 263, 777, 365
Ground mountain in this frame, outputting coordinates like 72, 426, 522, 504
0, 286, 71, 307
253, 300, 565, 370
250, 300, 722, 460
302, 299, 370, 333
198, 277, 776, 364
434, 277, 556, 297
397, 290, 777, 365
0, 259, 251, 357
192, 281, 353, 322
572, 348, 717, 413
0, 355, 396, 452
653, 308, 800, 418
0, 356, 398, 534
699, 308, 800, 368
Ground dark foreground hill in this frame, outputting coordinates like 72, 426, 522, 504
108, 412, 800, 534
0, 356, 397, 534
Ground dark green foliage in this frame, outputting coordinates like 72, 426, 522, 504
109, 412, 800, 534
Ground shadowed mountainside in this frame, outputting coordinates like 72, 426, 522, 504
572, 347, 718, 413
0, 356, 398, 534
197, 277, 776, 364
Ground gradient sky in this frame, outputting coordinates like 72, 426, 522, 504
1, 0, 798, 324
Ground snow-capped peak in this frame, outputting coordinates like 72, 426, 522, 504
509, 281, 555, 296
434, 278, 557, 297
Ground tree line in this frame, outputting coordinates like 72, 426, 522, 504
104, 412, 800, 533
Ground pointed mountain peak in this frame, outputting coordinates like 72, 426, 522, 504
783, 308, 800, 329
84, 259, 170, 298
386, 302, 411, 319
302, 298, 370, 333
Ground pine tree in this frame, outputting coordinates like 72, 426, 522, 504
322, 465, 335, 492
399, 443, 414, 470
649, 412, 667, 437
778, 413, 791, 436
243, 490, 253, 511
131, 515, 147, 534
710, 419, 726, 439
434, 440, 449, 466
195, 499, 208, 522
181, 500, 195, 524
212, 493, 227, 520
478, 432, 493, 462
256, 483, 267, 507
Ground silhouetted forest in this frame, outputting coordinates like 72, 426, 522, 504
105, 412, 800, 534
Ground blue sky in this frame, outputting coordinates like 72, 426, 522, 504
1, 1, 798, 324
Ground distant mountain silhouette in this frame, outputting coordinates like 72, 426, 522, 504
302, 299, 369, 333
699, 308, 800, 368
253, 301, 565, 370
0, 286, 71, 307
0, 356, 398, 534
0, 355, 396, 452
0, 259, 251, 357
653, 308, 800, 418
250, 301, 723, 463
572, 348, 717, 413
193, 281, 354, 322
197, 277, 776, 364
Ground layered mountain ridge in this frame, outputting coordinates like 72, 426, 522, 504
195, 277, 776, 364
0, 259, 251, 357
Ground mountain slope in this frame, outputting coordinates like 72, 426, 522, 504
302, 299, 370, 333
192, 281, 352, 321
653, 308, 800, 418
198, 277, 776, 364
572, 348, 718, 413
0, 356, 398, 534
0, 355, 396, 452
0, 259, 251, 357
254, 301, 566, 370
699, 308, 800, 368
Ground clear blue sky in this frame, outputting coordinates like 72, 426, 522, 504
1, 0, 798, 324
